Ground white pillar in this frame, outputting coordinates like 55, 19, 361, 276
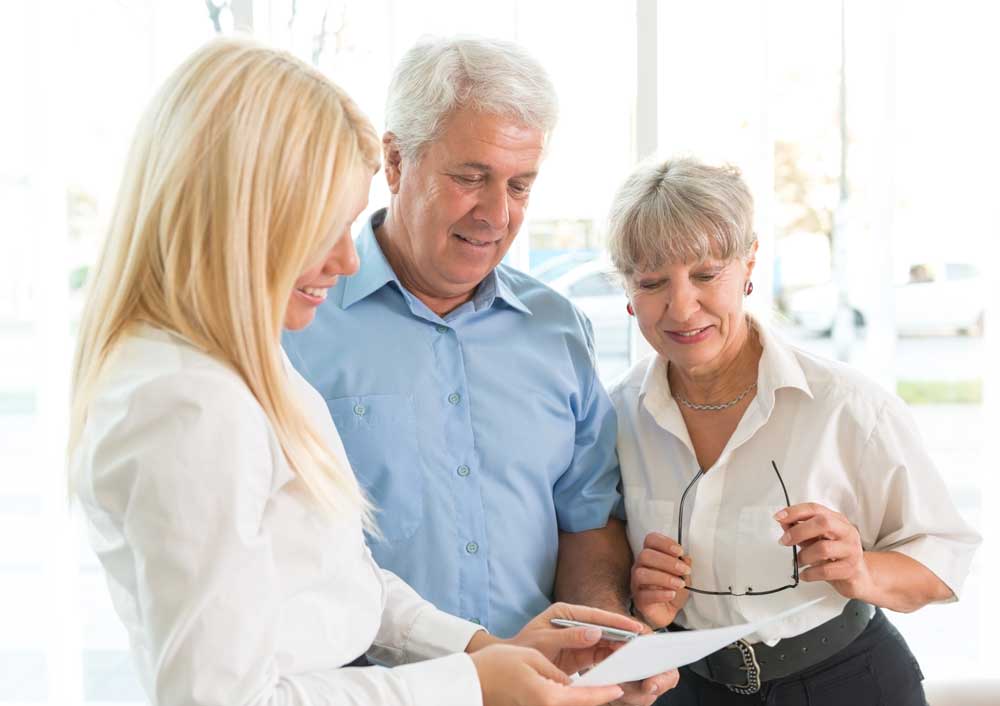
635, 0, 657, 163
863, 0, 898, 391
628, 0, 659, 364
749, 0, 775, 324
231, 0, 255, 32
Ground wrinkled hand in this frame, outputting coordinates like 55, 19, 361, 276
471, 643, 625, 706
631, 533, 691, 630
775, 502, 872, 599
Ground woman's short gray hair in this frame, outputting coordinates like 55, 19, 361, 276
607, 158, 756, 278
385, 36, 558, 160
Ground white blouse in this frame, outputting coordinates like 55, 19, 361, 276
610, 322, 980, 644
72, 325, 484, 706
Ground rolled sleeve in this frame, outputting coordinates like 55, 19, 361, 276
860, 398, 981, 599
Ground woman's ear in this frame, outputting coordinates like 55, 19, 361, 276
745, 238, 759, 278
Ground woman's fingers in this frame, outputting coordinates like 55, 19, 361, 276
642, 532, 684, 558
631, 566, 687, 591
545, 602, 646, 634
635, 546, 689, 574
633, 585, 683, 630
523, 648, 573, 684
638, 670, 681, 698
523, 651, 625, 706
797, 538, 850, 567
527, 626, 602, 661
634, 587, 676, 606
554, 685, 629, 706
774, 502, 828, 527
779, 512, 856, 548
801, 558, 861, 582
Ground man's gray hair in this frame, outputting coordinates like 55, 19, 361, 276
385, 36, 558, 160
607, 158, 756, 278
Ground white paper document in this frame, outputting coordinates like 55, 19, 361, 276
573, 598, 826, 687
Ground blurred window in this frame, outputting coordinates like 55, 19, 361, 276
945, 263, 979, 281
1, 2, 994, 703
569, 272, 619, 298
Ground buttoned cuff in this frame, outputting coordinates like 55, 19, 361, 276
406, 605, 488, 659
394, 652, 483, 706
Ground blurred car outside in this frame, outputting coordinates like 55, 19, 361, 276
538, 256, 633, 376
529, 249, 601, 283
783, 262, 985, 337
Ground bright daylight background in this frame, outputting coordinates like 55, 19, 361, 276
1, 1, 998, 703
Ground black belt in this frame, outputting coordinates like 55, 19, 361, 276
677, 599, 875, 695
343, 653, 370, 667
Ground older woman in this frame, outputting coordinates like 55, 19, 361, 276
607, 158, 980, 704
68, 37, 646, 706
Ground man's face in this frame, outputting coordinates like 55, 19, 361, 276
383, 108, 545, 304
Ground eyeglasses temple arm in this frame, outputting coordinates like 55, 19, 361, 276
771, 460, 799, 582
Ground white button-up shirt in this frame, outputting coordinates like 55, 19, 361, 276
610, 323, 980, 644
72, 325, 484, 706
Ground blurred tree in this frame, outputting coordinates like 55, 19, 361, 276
205, 1, 230, 33
774, 140, 835, 240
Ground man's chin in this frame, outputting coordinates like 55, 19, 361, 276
442, 264, 499, 290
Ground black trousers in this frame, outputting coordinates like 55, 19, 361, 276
654, 609, 927, 706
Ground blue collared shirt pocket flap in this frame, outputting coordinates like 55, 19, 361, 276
327, 393, 423, 542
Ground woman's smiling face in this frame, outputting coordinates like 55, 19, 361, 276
629, 245, 756, 375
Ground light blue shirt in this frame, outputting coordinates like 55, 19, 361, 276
283, 210, 621, 637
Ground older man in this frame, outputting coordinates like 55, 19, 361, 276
283, 37, 670, 699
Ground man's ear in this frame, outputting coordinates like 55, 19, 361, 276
382, 132, 403, 194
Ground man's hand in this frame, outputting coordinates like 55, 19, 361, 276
631, 532, 691, 630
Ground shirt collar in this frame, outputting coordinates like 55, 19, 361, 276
341, 209, 398, 310
342, 208, 531, 316
753, 322, 813, 408
489, 268, 532, 315
637, 318, 813, 440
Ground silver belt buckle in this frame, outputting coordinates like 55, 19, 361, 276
725, 639, 762, 695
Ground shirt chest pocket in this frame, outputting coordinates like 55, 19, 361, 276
327, 394, 423, 542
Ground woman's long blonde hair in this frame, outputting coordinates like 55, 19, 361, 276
69, 37, 380, 521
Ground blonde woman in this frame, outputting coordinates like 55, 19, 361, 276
69, 38, 644, 706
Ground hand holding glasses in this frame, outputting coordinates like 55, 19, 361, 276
631, 461, 800, 629
677, 460, 800, 597
630, 532, 692, 630
774, 499, 870, 599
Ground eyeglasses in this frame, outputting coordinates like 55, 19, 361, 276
677, 460, 799, 596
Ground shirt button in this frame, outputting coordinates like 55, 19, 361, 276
457, 465, 471, 477
435, 324, 448, 334
353, 404, 366, 416
465, 541, 479, 554
448, 392, 461, 405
